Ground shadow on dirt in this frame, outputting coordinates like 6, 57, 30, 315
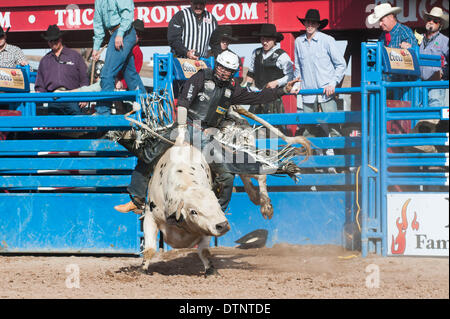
116, 251, 256, 276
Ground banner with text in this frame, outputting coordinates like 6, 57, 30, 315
387, 193, 449, 257
0, 2, 266, 32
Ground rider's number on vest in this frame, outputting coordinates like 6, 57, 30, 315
216, 106, 227, 114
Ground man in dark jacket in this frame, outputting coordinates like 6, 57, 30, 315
114, 50, 299, 214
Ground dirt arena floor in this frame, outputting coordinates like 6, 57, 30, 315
0, 244, 448, 299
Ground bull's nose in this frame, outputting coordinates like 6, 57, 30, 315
216, 221, 230, 233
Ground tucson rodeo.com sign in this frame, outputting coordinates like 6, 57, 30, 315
0, 2, 266, 32
388, 193, 449, 257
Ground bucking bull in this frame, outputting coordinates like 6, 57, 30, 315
128, 106, 311, 276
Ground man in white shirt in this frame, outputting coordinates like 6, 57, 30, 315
291, 9, 346, 142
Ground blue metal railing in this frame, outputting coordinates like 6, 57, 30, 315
0, 44, 448, 255
360, 42, 449, 257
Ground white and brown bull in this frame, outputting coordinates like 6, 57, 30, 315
137, 106, 310, 276
141, 115, 230, 276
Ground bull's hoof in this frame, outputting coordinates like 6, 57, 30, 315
141, 261, 154, 275
204, 266, 219, 277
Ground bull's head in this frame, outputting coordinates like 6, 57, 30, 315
166, 188, 230, 237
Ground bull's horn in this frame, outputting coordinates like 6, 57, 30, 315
176, 200, 184, 221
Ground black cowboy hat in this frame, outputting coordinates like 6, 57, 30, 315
210, 25, 239, 44
41, 24, 65, 41
252, 24, 284, 42
0, 26, 10, 37
132, 19, 148, 33
297, 9, 329, 30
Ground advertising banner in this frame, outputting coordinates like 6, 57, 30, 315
387, 193, 449, 257
381, 47, 421, 77
0, 1, 266, 32
0, 67, 26, 92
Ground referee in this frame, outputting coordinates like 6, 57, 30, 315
167, 0, 217, 59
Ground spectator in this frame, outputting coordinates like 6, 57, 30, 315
35, 25, 89, 115
208, 25, 238, 59
368, 3, 419, 129
0, 26, 28, 68
410, 7, 449, 154
419, 7, 449, 108
291, 9, 346, 170
167, 0, 217, 59
368, 3, 418, 50
92, 0, 146, 115
245, 24, 294, 135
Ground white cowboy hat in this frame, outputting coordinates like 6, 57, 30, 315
367, 3, 402, 25
424, 7, 449, 30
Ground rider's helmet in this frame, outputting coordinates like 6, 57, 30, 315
213, 50, 240, 86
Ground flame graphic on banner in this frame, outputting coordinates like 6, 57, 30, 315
412, 212, 420, 231
391, 199, 411, 255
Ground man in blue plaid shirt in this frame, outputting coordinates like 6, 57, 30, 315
368, 3, 417, 50
368, 3, 418, 91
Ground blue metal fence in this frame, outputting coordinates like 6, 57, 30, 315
0, 43, 448, 255
360, 42, 449, 257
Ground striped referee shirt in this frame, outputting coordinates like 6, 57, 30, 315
167, 7, 217, 58
0, 43, 27, 68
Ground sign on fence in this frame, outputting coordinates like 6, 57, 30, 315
381, 47, 421, 77
0, 67, 27, 92
387, 193, 449, 257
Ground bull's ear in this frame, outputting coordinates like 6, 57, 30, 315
175, 200, 184, 221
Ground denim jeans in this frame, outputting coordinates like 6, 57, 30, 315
302, 98, 342, 138
96, 28, 146, 115
47, 102, 81, 115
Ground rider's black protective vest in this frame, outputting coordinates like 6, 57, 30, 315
253, 48, 285, 90
188, 69, 236, 128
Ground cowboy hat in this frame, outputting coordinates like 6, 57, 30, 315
297, 9, 328, 30
252, 24, 284, 42
424, 7, 449, 29
0, 26, 10, 37
132, 19, 149, 33
41, 24, 65, 41
367, 3, 402, 25
210, 25, 239, 44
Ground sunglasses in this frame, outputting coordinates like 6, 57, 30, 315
426, 18, 441, 24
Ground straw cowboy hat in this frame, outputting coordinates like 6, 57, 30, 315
297, 9, 329, 30
252, 24, 284, 42
423, 7, 449, 29
367, 3, 402, 25
41, 24, 65, 41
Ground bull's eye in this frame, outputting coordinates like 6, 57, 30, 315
190, 209, 198, 216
